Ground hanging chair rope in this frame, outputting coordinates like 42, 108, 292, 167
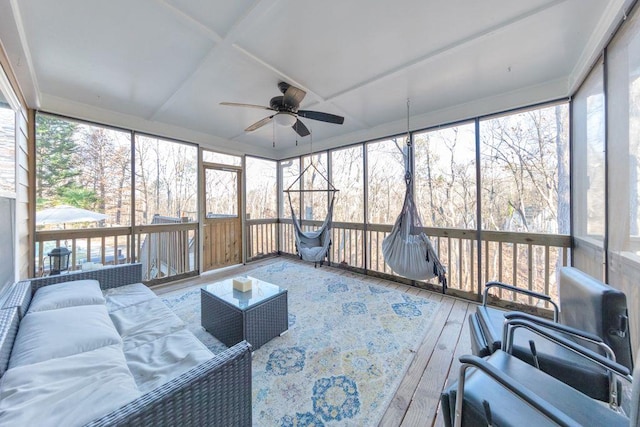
382, 100, 447, 291
284, 143, 338, 266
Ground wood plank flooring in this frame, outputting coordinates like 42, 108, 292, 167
153, 257, 476, 427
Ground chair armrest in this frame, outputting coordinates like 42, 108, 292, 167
454, 355, 582, 427
85, 341, 252, 427
502, 312, 606, 351
483, 281, 558, 321
503, 319, 631, 381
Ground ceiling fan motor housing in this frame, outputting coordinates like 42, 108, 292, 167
270, 96, 296, 112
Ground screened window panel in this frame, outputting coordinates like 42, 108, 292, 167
331, 145, 364, 223
202, 150, 242, 166
246, 156, 277, 219
35, 113, 132, 228
301, 153, 328, 221
280, 158, 300, 218
414, 123, 476, 229
572, 58, 605, 242
607, 6, 640, 255
366, 137, 406, 225
479, 104, 570, 234
134, 135, 197, 224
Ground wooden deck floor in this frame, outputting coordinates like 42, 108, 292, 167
153, 257, 476, 427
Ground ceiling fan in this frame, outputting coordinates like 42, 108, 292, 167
220, 82, 344, 137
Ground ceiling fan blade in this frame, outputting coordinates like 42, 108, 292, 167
292, 119, 310, 137
297, 110, 344, 125
220, 102, 275, 111
283, 85, 306, 107
245, 115, 274, 132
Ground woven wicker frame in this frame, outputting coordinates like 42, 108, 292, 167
201, 287, 288, 350
0, 263, 253, 426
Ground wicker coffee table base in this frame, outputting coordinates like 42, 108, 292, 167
201, 288, 288, 350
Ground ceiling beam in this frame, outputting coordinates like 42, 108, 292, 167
148, 0, 285, 121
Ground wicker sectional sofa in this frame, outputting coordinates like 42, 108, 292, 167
0, 263, 252, 426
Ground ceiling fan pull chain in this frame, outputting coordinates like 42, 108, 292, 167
272, 120, 276, 148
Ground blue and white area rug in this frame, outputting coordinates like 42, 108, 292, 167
161, 261, 439, 426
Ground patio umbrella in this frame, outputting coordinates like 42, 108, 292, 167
36, 205, 108, 225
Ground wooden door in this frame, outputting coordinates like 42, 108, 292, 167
203, 167, 242, 271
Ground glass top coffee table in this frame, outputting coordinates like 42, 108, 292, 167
201, 277, 288, 350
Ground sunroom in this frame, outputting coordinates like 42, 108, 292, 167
0, 0, 639, 425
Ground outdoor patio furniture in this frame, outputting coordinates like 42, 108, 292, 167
441, 318, 636, 427
201, 276, 288, 350
468, 266, 633, 403
0, 263, 252, 426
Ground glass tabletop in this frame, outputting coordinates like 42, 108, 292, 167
202, 276, 285, 310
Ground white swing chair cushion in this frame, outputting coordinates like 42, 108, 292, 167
383, 230, 437, 281
382, 201, 443, 282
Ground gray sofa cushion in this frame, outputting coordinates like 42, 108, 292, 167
0, 344, 140, 427
103, 282, 156, 312
9, 304, 121, 368
108, 298, 185, 351
28, 279, 105, 313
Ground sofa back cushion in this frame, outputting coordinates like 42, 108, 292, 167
9, 304, 121, 368
28, 279, 105, 313
103, 282, 156, 312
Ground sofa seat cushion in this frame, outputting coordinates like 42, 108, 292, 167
125, 329, 213, 393
103, 283, 156, 312
109, 298, 186, 351
9, 304, 121, 368
28, 279, 104, 313
0, 344, 140, 427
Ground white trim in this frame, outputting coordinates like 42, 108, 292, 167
568, 0, 633, 93
0, 61, 20, 111
8, 0, 40, 108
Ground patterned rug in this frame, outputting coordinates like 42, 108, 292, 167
161, 261, 439, 426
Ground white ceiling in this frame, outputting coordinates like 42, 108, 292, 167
0, 0, 632, 159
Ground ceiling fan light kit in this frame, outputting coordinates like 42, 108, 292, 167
221, 82, 344, 140
274, 112, 297, 127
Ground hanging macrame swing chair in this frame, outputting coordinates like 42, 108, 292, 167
284, 162, 338, 266
382, 101, 447, 292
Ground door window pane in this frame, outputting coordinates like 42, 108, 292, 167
205, 168, 237, 217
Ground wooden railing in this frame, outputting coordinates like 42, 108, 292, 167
37, 218, 569, 306
246, 219, 571, 306
35, 222, 198, 284
245, 219, 278, 260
